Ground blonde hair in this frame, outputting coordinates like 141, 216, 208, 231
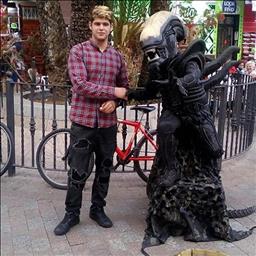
91, 5, 113, 24
245, 60, 255, 69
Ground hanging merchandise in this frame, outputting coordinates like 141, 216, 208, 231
0, 4, 8, 34
242, 32, 256, 61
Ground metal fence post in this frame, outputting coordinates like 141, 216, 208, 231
6, 78, 16, 176
217, 80, 228, 169
29, 57, 36, 167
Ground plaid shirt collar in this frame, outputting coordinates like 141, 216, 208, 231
89, 39, 111, 52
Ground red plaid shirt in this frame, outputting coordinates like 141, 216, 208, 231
68, 40, 129, 128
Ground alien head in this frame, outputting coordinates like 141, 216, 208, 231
140, 11, 186, 77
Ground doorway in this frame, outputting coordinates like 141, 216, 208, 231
217, 14, 239, 58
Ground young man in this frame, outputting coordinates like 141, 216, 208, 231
54, 5, 128, 236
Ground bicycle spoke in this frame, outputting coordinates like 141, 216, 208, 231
37, 130, 70, 188
133, 130, 157, 182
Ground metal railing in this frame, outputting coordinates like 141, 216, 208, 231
1, 73, 256, 175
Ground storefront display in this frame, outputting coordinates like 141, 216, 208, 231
242, 32, 256, 61
243, 2, 256, 60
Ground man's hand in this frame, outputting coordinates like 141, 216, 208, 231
99, 100, 117, 114
114, 87, 127, 99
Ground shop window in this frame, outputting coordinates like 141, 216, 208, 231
22, 7, 38, 20
217, 15, 239, 57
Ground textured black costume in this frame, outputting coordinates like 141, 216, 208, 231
127, 11, 256, 254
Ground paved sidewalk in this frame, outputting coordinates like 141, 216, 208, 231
1, 141, 256, 256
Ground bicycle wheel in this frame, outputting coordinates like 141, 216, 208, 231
133, 130, 157, 182
36, 128, 94, 190
0, 122, 14, 176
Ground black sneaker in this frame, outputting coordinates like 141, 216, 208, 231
89, 206, 113, 228
54, 213, 80, 236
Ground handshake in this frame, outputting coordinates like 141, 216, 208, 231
126, 68, 188, 101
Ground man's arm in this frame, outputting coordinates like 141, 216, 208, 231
100, 52, 129, 113
114, 53, 129, 102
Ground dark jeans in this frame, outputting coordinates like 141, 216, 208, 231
65, 122, 117, 215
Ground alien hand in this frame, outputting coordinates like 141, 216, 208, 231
151, 78, 170, 90
176, 78, 188, 96
150, 67, 176, 89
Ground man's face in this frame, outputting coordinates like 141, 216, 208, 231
89, 18, 112, 42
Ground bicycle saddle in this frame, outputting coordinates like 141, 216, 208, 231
130, 105, 156, 113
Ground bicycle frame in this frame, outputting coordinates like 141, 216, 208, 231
116, 119, 157, 163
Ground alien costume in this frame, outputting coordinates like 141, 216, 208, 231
127, 11, 255, 254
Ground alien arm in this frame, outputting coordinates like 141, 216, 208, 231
127, 81, 160, 101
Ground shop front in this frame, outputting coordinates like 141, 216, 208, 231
213, 0, 256, 61
242, 1, 256, 61
214, 0, 244, 60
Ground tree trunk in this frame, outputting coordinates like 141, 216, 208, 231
69, 0, 104, 48
36, 1, 48, 63
36, 0, 68, 83
150, 0, 169, 14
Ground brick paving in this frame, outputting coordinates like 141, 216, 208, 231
1, 139, 256, 256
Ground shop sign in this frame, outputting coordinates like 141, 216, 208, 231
222, 0, 236, 13
252, 1, 256, 11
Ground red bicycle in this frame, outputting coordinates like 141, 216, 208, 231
114, 105, 157, 181
36, 105, 158, 189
